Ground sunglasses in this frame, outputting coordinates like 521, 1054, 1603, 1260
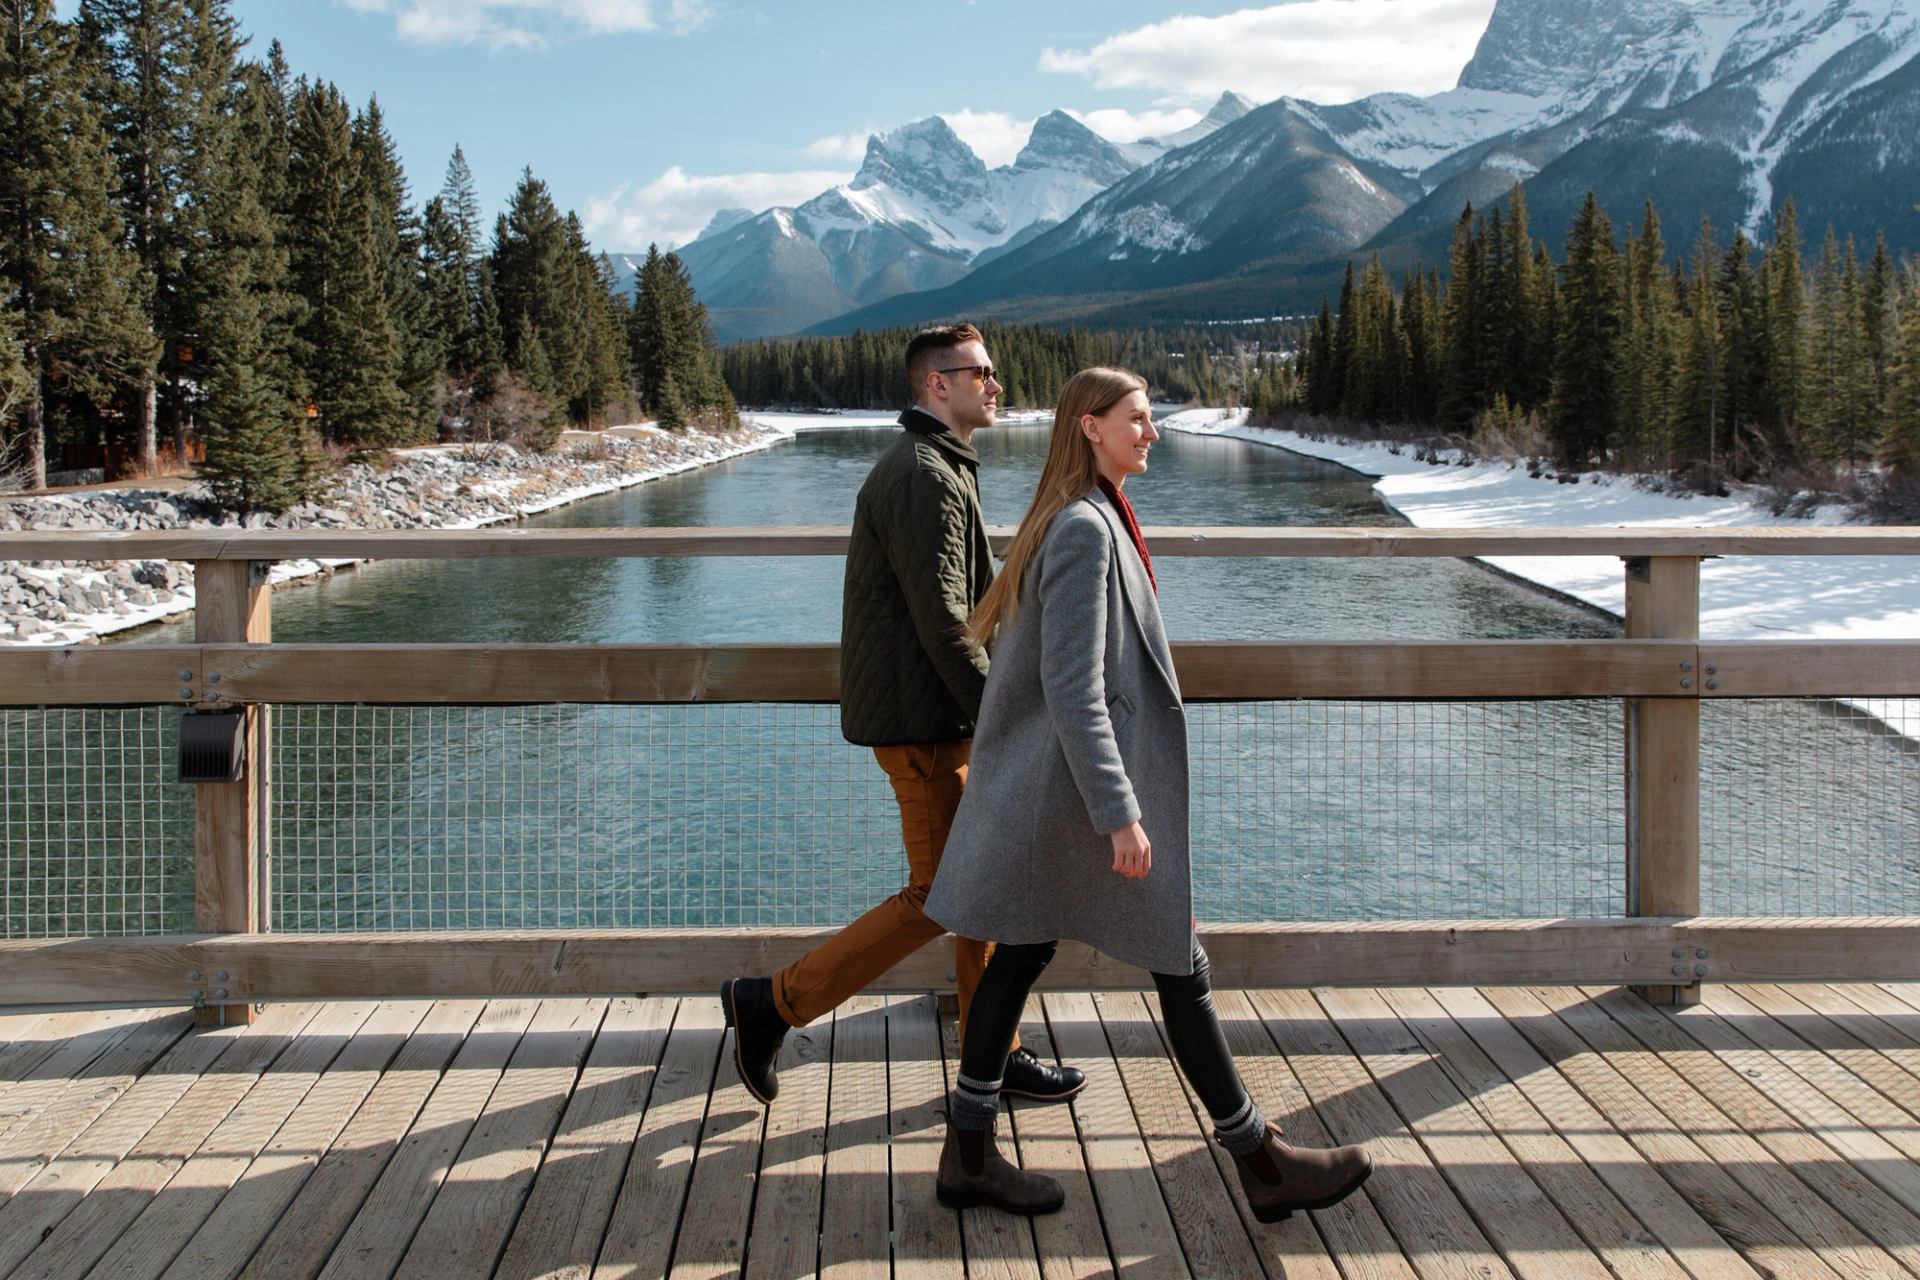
936, 364, 999, 385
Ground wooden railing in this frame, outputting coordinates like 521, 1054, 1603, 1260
4, 527, 1920, 1024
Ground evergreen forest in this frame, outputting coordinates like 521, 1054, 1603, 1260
0, 0, 730, 512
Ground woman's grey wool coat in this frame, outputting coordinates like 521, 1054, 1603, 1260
926, 485, 1194, 976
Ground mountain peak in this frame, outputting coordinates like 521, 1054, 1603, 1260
1013, 110, 1135, 184
1457, 0, 1692, 97
854, 116, 987, 195
698, 207, 756, 239
1203, 91, 1257, 126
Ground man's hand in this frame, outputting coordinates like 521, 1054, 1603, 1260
1110, 822, 1152, 879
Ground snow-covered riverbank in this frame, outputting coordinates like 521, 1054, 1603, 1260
1162, 406, 1920, 734
0, 420, 792, 646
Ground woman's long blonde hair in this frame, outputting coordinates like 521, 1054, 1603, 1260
966, 367, 1149, 647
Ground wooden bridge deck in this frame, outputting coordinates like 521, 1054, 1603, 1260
2, 983, 1919, 1279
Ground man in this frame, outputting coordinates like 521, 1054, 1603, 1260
721, 323, 1084, 1108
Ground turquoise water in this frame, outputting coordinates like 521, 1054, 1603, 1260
11, 425, 1913, 936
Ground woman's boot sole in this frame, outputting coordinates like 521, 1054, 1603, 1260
935, 1182, 1066, 1216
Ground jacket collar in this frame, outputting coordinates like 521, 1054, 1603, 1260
1085, 487, 1181, 697
899, 406, 979, 470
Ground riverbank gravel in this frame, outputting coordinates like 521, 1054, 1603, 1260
0, 420, 789, 646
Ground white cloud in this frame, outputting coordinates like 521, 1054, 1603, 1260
937, 110, 1035, 169
802, 130, 871, 163
1067, 106, 1206, 145
582, 165, 851, 250
342, 0, 715, 50
1040, 0, 1499, 106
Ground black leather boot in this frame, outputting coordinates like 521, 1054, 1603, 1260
1229, 1123, 1372, 1222
1000, 1047, 1086, 1103
720, 977, 790, 1105
936, 1123, 1066, 1216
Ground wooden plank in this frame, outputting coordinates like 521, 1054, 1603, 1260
1583, 985, 1920, 1273
153, 1001, 433, 1280
1625, 556, 1700, 1008
1317, 987, 1610, 1280
0, 920, 1792, 1005
493, 997, 676, 1280
237, 999, 486, 1280
207, 643, 844, 705
1426, 987, 1761, 1280
1042, 991, 1186, 1278
1699, 642, 1920, 696
1373, 987, 1693, 1280
817, 995, 891, 1280
0, 1007, 152, 1142
1193, 991, 1405, 1280
0, 1014, 270, 1280
1528, 985, 1899, 1280
881, 995, 965, 1280
1681, 988, 1920, 1192
1171, 640, 1698, 700
663, 998, 767, 1280
192, 559, 268, 1028
10, 637, 1916, 709
0, 646, 199, 705
4, 1002, 321, 1280
1800, 984, 1920, 1102
18, 523, 1920, 564
743, 1004, 833, 1280
197, 640, 1707, 706
1476, 985, 1843, 1280
1245, 987, 1513, 1280
0, 1010, 195, 1196
393, 999, 607, 1280
933, 999, 1044, 1280
1010, 998, 1114, 1280
80, 1000, 376, 1280
1093, 992, 1267, 1278
1703, 986, 1920, 1138
592, 998, 724, 1280
312, 998, 540, 1280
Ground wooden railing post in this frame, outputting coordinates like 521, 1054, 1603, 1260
192, 559, 270, 1026
1624, 555, 1702, 1006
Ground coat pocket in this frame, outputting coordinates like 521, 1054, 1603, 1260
1106, 691, 1136, 731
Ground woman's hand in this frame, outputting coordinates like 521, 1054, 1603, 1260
1110, 822, 1152, 879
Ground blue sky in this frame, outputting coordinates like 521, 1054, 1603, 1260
221, 0, 1500, 251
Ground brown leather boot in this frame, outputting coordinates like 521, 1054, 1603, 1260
1229, 1123, 1372, 1223
936, 1123, 1066, 1216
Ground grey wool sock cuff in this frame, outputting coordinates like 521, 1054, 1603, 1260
1213, 1098, 1267, 1155
951, 1073, 1003, 1131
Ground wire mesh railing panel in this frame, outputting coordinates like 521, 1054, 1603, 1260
1702, 698, 1920, 915
271, 704, 904, 931
270, 700, 1631, 931
1190, 700, 1626, 920
1, 708, 194, 938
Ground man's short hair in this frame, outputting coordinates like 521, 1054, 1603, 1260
905, 323, 984, 404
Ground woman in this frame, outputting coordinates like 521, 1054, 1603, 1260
924, 368, 1372, 1220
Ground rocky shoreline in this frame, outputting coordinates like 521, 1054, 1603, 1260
0, 421, 788, 645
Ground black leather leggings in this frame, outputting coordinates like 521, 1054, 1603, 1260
958, 933, 1251, 1123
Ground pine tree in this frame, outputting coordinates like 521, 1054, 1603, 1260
0, 0, 154, 488
353, 97, 434, 428
1547, 191, 1624, 466
1617, 202, 1675, 466
1674, 220, 1726, 470
1717, 230, 1766, 474
1328, 260, 1356, 419
1437, 204, 1484, 432
287, 80, 409, 445
1760, 199, 1808, 454
78, 0, 240, 469
1882, 268, 1920, 480
195, 61, 308, 513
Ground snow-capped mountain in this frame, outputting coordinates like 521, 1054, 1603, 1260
823, 0, 1919, 334
669, 97, 1249, 340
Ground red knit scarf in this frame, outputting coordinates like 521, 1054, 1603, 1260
1097, 476, 1156, 594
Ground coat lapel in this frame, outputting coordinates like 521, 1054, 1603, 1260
1087, 489, 1181, 698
